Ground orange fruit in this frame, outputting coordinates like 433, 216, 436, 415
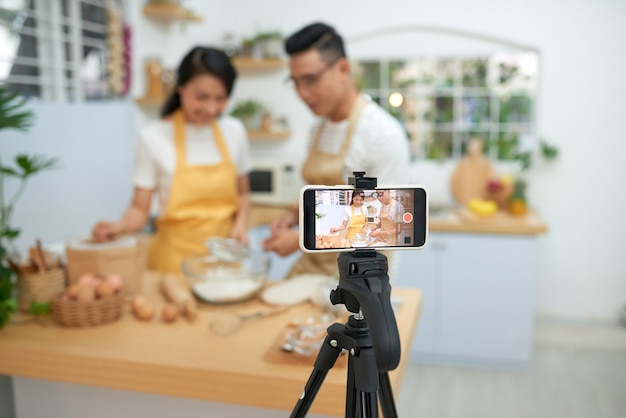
508, 199, 527, 216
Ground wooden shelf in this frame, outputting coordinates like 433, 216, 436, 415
142, 3, 202, 23
135, 96, 164, 108
247, 129, 290, 140
232, 57, 285, 71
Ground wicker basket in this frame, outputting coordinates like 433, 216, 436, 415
50, 292, 125, 327
17, 267, 66, 313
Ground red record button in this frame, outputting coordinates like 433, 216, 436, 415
403, 212, 413, 223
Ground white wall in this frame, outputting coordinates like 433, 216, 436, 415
1, 101, 135, 247
2, 0, 625, 322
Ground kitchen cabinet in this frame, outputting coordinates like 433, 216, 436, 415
393, 231, 538, 367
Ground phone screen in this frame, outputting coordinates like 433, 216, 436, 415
300, 186, 428, 252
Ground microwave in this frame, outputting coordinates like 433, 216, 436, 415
249, 159, 303, 206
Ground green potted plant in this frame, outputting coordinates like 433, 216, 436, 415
230, 99, 264, 130
0, 87, 59, 328
508, 138, 559, 216
254, 31, 283, 58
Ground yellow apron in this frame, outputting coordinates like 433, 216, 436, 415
345, 205, 366, 241
147, 110, 239, 274
288, 95, 368, 278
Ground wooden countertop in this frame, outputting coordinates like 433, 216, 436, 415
0, 273, 422, 417
250, 205, 548, 236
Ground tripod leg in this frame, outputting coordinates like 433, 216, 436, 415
378, 372, 398, 418
290, 335, 343, 418
348, 346, 380, 418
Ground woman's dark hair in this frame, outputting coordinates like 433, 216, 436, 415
284, 22, 346, 64
350, 190, 364, 206
161, 46, 237, 117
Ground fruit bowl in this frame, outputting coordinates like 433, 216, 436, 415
182, 251, 270, 304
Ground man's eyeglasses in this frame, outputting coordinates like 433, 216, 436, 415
285, 59, 339, 90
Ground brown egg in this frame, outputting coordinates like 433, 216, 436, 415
132, 295, 147, 310
161, 303, 179, 323
77, 273, 97, 288
105, 273, 123, 292
66, 283, 82, 299
77, 286, 95, 303
95, 281, 114, 298
132, 296, 154, 321
134, 304, 155, 321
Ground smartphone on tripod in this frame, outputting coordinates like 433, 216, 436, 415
299, 184, 428, 253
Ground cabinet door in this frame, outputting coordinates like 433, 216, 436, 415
392, 244, 440, 357
437, 234, 535, 364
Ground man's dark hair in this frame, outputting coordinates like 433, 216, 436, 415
284, 22, 346, 64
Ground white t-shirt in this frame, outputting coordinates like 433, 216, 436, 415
310, 96, 411, 184
343, 206, 366, 222
380, 199, 405, 223
132, 115, 252, 215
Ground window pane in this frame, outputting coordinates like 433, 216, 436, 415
353, 61, 380, 89
389, 60, 418, 89
433, 96, 453, 124
0, 0, 40, 97
494, 132, 520, 160
461, 96, 491, 129
462, 58, 488, 87
499, 94, 532, 123
435, 59, 456, 90
428, 132, 453, 160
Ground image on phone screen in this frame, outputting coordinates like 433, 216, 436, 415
301, 186, 427, 252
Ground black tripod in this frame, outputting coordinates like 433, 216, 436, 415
290, 249, 401, 418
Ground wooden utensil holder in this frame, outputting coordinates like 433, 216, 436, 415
17, 267, 66, 313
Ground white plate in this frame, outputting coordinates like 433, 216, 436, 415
261, 274, 334, 306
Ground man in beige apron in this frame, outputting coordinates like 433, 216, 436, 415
287, 96, 368, 278
263, 22, 410, 279
370, 190, 403, 246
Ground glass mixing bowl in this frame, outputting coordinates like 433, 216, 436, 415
182, 251, 270, 304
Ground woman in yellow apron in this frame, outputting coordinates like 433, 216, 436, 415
92, 47, 250, 274
329, 191, 367, 241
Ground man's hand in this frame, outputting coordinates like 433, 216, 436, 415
263, 228, 300, 256
270, 208, 298, 233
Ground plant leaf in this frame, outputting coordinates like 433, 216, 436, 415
0, 87, 34, 131
14, 154, 60, 178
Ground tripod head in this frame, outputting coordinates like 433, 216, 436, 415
330, 249, 401, 372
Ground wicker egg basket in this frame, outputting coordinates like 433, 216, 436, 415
50, 291, 125, 327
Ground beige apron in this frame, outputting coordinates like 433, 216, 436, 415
376, 201, 399, 246
147, 110, 239, 274
287, 95, 368, 278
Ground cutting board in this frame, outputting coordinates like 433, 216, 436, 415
449, 140, 494, 206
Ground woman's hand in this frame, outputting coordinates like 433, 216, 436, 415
92, 221, 121, 242
330, 227, 340, 234
230, 223, 249, 245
